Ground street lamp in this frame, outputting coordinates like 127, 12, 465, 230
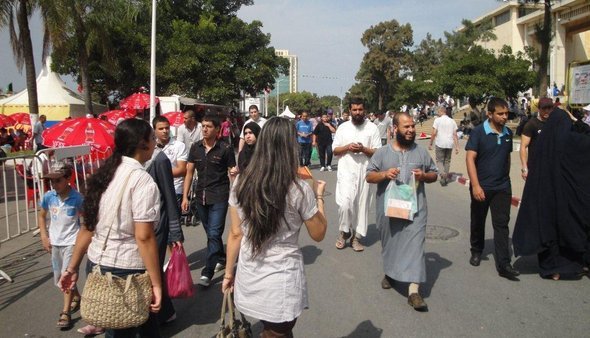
282, 98, 290, 111
275, 78, 286, 116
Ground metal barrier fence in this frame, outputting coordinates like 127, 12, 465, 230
0, 145, 105, 282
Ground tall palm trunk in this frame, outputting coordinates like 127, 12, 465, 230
16, 0, 39, 116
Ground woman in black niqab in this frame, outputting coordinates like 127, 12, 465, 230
513, 108, 590, 279
237, 122, 261, 172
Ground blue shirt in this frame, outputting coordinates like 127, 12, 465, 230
296, 120, 313, 144
465, 119, 512, 191
40, 188, 84, 246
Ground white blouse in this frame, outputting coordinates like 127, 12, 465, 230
87, 156, 160, 270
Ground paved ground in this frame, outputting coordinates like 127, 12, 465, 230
1, 129, 589, 337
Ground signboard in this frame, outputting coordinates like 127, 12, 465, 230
244, 97, 261, 112
567, 61, 590, 107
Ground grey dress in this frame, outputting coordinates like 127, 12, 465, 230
367, 143, 437, 283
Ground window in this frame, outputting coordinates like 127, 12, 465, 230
495, 10, 510, 26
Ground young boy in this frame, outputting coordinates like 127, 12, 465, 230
38, 162, 83, 329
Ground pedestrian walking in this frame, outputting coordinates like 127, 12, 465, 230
519, 97, 553, 180
367, 112, 437, 311
181, 114, 236, 287
429, 106, 459, 186
236, 122, 261, 173
238, 105, 267, 152
332, 98, 381, 251
312, 112, 336, 171
465, 97, 520, 280
223, 117, 327, 338
296, 111, 313, 167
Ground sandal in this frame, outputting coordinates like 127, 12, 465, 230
70, 296, 80, 313
77, 324, 105, 335
351, 236, 364, 252
56, 311, 72, 328
335, 231, 350, 249
551, 273, 560, 281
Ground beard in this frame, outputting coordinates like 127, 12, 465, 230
396, 131, 415, 147
351, 113, 365, 125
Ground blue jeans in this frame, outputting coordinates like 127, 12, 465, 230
195, 201, 228, 278
85, 261, 161, 338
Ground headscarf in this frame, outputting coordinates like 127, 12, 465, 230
238, 122, 261, 172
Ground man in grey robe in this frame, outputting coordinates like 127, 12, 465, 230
367, 112, 437, 311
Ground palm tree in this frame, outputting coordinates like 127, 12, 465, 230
0, 0, 39, 116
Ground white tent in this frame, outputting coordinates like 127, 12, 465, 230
0, 57, 106, 123
279, 105, 295, 119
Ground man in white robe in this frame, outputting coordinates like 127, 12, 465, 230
332, 98, 381, 252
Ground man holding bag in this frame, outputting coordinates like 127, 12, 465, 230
366, 112, 437, 311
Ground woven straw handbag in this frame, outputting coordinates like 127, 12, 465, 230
80, 171, 152, 329
216, 290, 252, 338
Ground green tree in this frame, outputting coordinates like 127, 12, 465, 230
409, 33, 445, 81
0, 0, 39, 116
357, 19, 413, 111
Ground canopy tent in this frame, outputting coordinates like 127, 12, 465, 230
0, 58, 106, 126
279, 106, 295, 119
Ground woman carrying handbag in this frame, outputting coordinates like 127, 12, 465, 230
223, 117, 327, 338
59, 119, 163, 337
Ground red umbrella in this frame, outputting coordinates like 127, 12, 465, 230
162, 111, 184, 127
119, 93, 159, 110
99, 109, 137, 126
0, 114, 16, 128
8, 112, 31, 126
41, 117, 115, 157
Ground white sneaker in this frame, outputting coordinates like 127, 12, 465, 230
327, 166, 333, 171
198, 276, 211, 287
320, 167, 325, 171
214, 262, 225, 273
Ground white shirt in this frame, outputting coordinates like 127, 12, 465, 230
158, 139, 188, 194
432, 115, 457, 149
177, 123, 202, 151
240, 117, 267, 138
332, 120, 382, 160
87, 157, 160, 269
374, 116, 392, 139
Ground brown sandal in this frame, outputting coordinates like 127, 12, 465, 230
70, 296, 80, 313
56, 311, 71, 328
335, 231, 350, 249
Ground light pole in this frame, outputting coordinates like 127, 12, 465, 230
275, 78, 286, 116
282, 98, 290, 111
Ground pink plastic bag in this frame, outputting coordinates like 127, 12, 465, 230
165, 246, 194, 298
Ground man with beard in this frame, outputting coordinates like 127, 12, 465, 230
366, 112, 438, 311
466, 97, 520, 280
332, 98, 381, 251
519, 97, 553, 180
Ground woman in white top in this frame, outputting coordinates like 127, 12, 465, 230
223, 117, 327, 337
59, 119, 162, 337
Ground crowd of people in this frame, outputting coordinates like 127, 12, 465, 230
34, 96, 589, 337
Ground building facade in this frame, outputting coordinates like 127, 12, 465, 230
465, 0, 590, 95
272, 49, 298, 95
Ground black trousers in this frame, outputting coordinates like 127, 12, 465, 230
317, 142, 333, 167
299, 142, 311, 166
470, 188, 512, 269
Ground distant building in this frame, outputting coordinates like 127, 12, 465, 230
272, 49, 298, 95
461, 0, 590, 93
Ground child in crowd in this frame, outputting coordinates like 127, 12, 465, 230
37, 162, 83, 330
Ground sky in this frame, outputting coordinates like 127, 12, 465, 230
0, 0, 502, 98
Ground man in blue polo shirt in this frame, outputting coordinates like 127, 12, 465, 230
465, 97, 520, 280
296, 111, 314, 167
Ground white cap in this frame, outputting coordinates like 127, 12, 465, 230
583, 103, 590, 111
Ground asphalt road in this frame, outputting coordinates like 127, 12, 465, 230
1, 138, 589, 337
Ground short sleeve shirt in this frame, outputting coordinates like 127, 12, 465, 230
187, 140, 236, 205
296, 120, 313, 144
240, 117, 267, 138
465, 120, 512, 191
159, 139, 188, 194
33, 121, 45, 144
374, 116, 392, 139
40, 188, 83, 246
432, 115, 458, 149
313, 123, 333, 145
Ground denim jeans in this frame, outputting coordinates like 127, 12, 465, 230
299, 142, 312, 167
85, 261, 161, 338
195, 201, 228, 278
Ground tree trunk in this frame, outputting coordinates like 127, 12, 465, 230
79, 48, 94, 114
537, 0, 552, 97
17, 0, 39, 116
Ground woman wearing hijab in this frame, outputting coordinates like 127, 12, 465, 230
513, 108, 590, 280
237, 122, 261, 172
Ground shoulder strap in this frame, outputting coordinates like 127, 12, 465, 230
97, 169, 136, 265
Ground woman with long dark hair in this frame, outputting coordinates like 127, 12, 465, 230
222, 117, 327, 337
59, 119, 163, 337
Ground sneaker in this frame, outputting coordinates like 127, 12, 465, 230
327, 165, 333, 171
320, 166, 325, 171
214, 262, 225, 273
198, 276, 211, 287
